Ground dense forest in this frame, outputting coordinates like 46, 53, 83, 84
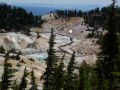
1, 0, 120, 90
55, 9, 83, 19
0, 4, 44, 33
83, 4, 120, 32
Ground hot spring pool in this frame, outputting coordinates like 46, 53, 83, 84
27, 53, 48, 61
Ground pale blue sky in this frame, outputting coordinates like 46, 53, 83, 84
0, 0, 119, 6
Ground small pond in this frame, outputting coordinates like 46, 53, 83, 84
27, 53, 48, 61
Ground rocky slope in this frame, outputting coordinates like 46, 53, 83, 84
0, 16, 101, 89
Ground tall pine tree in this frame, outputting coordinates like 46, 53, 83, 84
29, 70, 38, 90
64, 51, 77, 90
12, 79, 19, 90
54, 54, 65, 90
97, 0, 119, 89
43, 27, 58, 90
0, 52, 14, 90
95, 58, 105, 90
19, 67, 28, 90
78, 60, 92, 90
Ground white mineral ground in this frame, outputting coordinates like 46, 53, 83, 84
0, 15, 102, 89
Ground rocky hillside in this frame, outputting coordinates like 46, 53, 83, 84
0, 16, 102, 89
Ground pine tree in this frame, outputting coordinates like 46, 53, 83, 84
98, 0, 119, 89
95, 58, 106, 90
0, 46, 5, 54
67, 51, 75, 75
111, 1, 120, 89
78, 60, 92, 90
0, 52, 14, 90
16, 54, 20, 60
43, 27, 58, 90
54, 54, 65, 90
19, 67, 28, 90
78, 61, 85, 90
64, 51, 77, 90
12, 79, 19, 90
29, 70, 38, 90
90, 68, 98, 90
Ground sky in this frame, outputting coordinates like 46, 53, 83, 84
0, 0, 119, 6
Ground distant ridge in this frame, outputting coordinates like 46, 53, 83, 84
2, 3, 103, 15
15, 4, 101, 15
21, 6, 56, 15
15, 3, 102, 10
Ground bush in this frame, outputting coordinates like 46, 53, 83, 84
0, 46, 5, 54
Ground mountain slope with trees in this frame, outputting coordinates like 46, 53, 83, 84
0, 4, 44, 33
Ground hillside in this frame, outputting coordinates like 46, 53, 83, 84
0, 15, 102, 89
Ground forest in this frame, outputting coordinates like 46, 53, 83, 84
0, 4, 44, 33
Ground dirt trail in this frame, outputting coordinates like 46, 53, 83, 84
39, 32, 74, 55
57, 33, 73, 55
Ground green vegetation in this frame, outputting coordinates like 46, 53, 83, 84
19, 67, 28, 90
0, 46, 5, 54
64, 51, 78, 90
29, 70, 38, 90
96, 0, 120, 89
78, 61, 92, 90
0, 53, 15, 90
12, 80, 19, 90
0, 4, 44, 32
55, 9, 83, 20
43, 28, 59, 90
54, 54, 65, 90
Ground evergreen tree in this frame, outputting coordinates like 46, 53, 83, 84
16, 54, 20, 60
56, 9, 83, 19
43, 27, 58, 90
0, 52, 14, 90
54, 54, 65, 90
29, 70, 38, 90
67, 51, 75, 75
97, 0, 119, 89
90, 68, 98, 90
64, 51, 77, 90
95, 58, 106, 90
12, 79, 19, 90
0, 4, 43, 31
19, 67, 28, 90
78, 60, 92, 90
0, 46, 5, 54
